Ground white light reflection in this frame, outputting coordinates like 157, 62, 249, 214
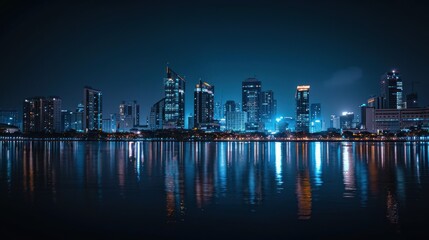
342, 143, 356, 198
314, 142, 322, 187
275, 142, 283, 189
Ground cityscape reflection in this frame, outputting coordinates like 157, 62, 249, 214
0, 141, 428, 238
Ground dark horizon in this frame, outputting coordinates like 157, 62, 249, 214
1, 0, 428, 123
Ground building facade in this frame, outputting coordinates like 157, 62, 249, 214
164, 67, 185, 129
295, 85, 310, 132
83, 86, 102, 132
310, 103, 322, 133
260, 90, 276, 132
242, 78, 262, 131
226, 111, 247, 132
194, 80, 214, 129
149, 98, 165, 130
364, 108, 429, 133
23, 96, 62, 133
380, 70, 403, 109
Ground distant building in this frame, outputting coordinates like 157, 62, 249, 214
71, 103, 84, 132
340, 112, 354, 130
310, 103, 322, 133
164, 66, 185, 129
367, 96, 384, 109
406, 93, 418, 109
242, 78, 262, 131
214, 101, 223, 120
275, 116, 295, 132
117, 100, 140, 132
102, 114, 117, 133
224, 100, 236, 114
0, 109, 18, 127
188, 115, 194, 129
330, 114, 340, 130
194, 80, 214, 129
226, 111, 247, 132
260, 90, 276, 132
295, 85, 310, 132
363, 108, 429, 133
23, 96, 62, 133
61, 109, 73, 132
83, 86, 102, 132
149, 98, 165, 130
380, 70, 403, 109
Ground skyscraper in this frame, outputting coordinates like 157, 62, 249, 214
83, 86, 102, 132
149, 98, 165, 130
380, 70, 403, 109
242, 78, 262, 131
23, 96, 62, 133
310, 103, 321, 133
164, 66, 185, 129
295, 85, 310, 133
118, 100, 140, 132
194, 80, 214, 129
260, 90, 276, 132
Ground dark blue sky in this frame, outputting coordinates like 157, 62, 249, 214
1, 0, 428, 124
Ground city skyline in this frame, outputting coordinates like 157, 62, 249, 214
1, 1, 428, 123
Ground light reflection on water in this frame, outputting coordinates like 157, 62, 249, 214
1, 141, 429, 238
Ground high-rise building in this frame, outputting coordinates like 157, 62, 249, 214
0, 109, 18, 127
226, 111, 247, 132
23, 96, 62, 133
242, 78, 262, 131
380, 70, 403, 109
83, 86, 102, 132
260, 90, 276, 132
329, 114, 340, 130
149, 98, 165, 130
214, 101, 223, 120
117, 100, 140, 132
194, 80, 214, 129
224, 100, 237, 114
406, 93, 418, 108
61, 109, 73, 132
367, 96, 384, 109
340, 112, 354, 130
164, 66, 185, 129
295, 85, 310, 132
310, 103, 322, 133
71, 103, 84, 132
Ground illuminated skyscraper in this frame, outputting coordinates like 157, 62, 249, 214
149, 98, 165, 130
164, 66, 185, 129
310, 103, 322, 133
260, 90, 276, 132
83, 86, 102, 132
380, 70, 403, 109
118, 100, 140, 132
194, 80, 214, 129
295, 85, 310, 132
242, 78, 262, 131
23, 96, 62, 133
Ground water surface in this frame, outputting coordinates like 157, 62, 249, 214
1, 141, 428, 239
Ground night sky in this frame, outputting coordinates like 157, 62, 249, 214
1, 0, 428, 124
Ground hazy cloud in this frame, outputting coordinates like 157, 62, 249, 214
324, 67, 363, 87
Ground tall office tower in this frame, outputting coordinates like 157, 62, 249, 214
23, 96, 62, 133
149, 98, 165, 130
367, 96, 384, 109
61, 109, 73, 132
260, 90, 276, 132
214, 101, 223, 120
71, 103, 84, 132
340, 112, 354, 130
83, 86, 102, 132
0, 109, 18, 127
406, 93, 418, 108
224, 100, 237, 114
118, 100, 140, 131
194, 80, 214, 129
242, 78, 262, 131
380, 70, 403, 109
310, 103, 322, 133
164, 66, 185, 129
330, 114, 340, 130
295, 85, 310, 132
